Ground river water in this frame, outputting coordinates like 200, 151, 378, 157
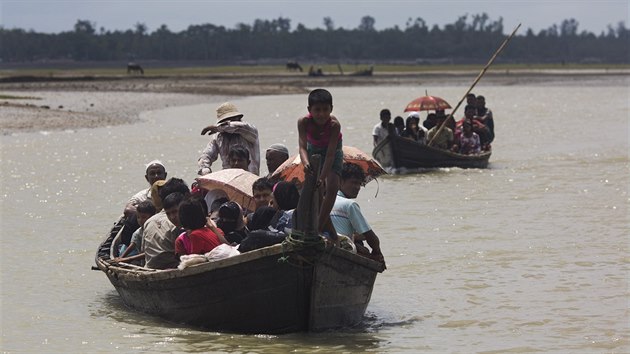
1, 78, 628, 353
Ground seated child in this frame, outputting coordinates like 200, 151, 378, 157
297, 88, 342, 238
118, 200, 156, 260
248, 206, 280, 231
270, 181, 300, 233
216, 201, 249, 244
175, 197, 225, 257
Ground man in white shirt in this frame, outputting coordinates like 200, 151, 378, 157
124, 160, 167, 218
372, 108, 391, 147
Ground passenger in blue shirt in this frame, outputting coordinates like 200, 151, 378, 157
330, 163, 385, 266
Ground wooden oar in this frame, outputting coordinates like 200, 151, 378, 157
427, 23, 521, 147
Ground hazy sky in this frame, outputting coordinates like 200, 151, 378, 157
2, 0, 628, 35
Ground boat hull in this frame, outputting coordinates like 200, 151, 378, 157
96, 238, 383, 334
372, 134, 491, 169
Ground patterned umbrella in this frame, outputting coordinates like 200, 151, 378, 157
195, 168, 258, 211
404, 95, 451, 112
271, 146, 386, 188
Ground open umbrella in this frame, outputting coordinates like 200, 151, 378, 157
271, 146, 386, 188
195, 168, 258, 211
404, 95, 451, 112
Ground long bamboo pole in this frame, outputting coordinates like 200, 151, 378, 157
427, 23, 521, 147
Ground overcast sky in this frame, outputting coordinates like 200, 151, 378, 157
2, 1, 628, 35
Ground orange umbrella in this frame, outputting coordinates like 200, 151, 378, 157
271, 146, 386, 188
404, 95, 451, 112
195, 168, 258, 211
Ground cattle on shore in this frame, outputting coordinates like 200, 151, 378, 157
127, 63, 144, 75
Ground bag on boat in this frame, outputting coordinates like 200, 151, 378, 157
178, 254, 207, 270
205, 244, 240, 261
338, 234, 357, 254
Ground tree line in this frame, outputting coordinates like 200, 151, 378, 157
1, 14, 628, 64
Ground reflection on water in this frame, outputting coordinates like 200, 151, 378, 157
1, 81, 629, 353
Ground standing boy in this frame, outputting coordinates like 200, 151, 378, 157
297, 88, 342, 238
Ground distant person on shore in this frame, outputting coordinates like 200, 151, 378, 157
297, 88, 342, 238
372, 109, 391, 146
198, 102, 260, 175
265, 143, 290, 178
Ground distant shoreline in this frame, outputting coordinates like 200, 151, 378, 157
1, 69, 628, 134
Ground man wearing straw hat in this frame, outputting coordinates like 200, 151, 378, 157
198, 102, 260, 175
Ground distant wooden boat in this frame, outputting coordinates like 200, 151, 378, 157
348, 66, 373, 76
372, 133, 491, 169
95, 156, 385, 334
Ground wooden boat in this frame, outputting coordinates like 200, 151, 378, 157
372, 133, 491, 169
348, 66, 373, 77
95, 156, 385, 334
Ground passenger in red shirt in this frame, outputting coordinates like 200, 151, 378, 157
175, 197, 226, 257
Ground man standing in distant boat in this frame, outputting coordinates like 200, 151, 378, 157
330, 163, 385, 266
475, 95, 495, 146
372, 109, 391, 147
198, 102, 260, 175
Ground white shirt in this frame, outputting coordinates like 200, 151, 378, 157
198, 121, 261, 175
372, 123, 389, 146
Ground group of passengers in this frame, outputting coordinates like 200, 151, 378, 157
113, 90, 385, 270
372, 93, 495, 154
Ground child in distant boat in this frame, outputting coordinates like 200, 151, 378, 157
297, 88, 342, 240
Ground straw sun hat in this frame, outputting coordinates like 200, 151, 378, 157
216, 102, 244, 123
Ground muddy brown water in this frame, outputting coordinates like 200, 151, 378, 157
1, 78, 628, 353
